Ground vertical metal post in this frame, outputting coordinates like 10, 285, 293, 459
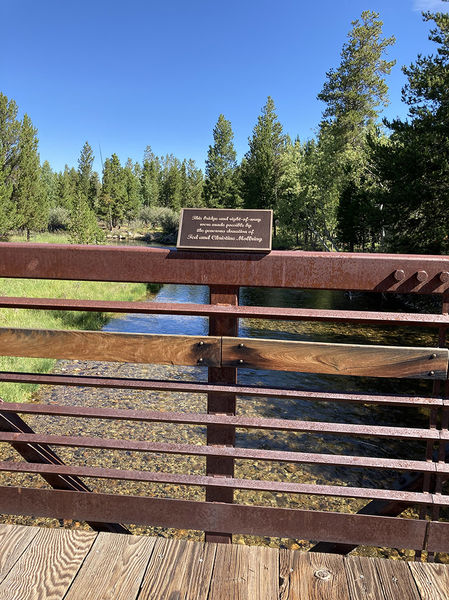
428, 294, 449, 561
418, 293, 448, 561
205, 285, 239, 543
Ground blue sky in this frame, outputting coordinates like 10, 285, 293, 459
1, 0, 448, 174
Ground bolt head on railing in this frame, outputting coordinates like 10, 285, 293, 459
440, 271, 449, 283
416, 270, 428, 283
393, 270, 405, 282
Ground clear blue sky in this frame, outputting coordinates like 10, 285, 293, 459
1, 0, 448, 174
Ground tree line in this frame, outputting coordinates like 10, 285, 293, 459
1, 8, 448, 253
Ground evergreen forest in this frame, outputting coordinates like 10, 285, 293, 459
1, 9, 449, 254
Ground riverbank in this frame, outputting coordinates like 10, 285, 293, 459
0, 277, 147, 403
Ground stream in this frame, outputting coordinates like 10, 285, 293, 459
0, 248, 443, 552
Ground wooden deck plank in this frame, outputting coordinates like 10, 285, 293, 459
373, 558, 421, 600
208, 543, 252, 600
0, 527, 96, 600
247, 545, 279, 599
286, 552, 350, 600
344, 556, 387, 600
64, 531, 155, 600
0, 524, 40, 586
409, 562, 449, 600
138, 537, 216, 600
279, 548, 294, 600
0, 525, 446, 600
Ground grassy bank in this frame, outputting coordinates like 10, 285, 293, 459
0, 239, 148, 402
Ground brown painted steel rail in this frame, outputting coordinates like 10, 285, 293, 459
0, 243, 448, 554
1, 296, 448, 327
1, 243, 449, 294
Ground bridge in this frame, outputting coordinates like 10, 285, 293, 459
0, 243, 447, 598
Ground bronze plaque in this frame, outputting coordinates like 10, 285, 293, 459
177, 208, 273, 252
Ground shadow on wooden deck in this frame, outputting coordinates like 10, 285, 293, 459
0, 524, 447, 599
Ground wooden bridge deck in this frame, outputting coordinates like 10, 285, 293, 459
0, 525, 447, 599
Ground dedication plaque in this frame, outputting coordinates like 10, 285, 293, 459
177, 208, 273, 252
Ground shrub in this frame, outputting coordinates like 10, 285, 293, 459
48, 206, 70, 231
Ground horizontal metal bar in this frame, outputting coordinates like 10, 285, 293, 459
1, 243, 448, 293
0, 402, 441, 443
0, 432, 440, 464
0, 486, 430, 549
0, 461, 436, 504
0, 371, 442, 407
1, 296, 448, 328
426, 521, 449, 552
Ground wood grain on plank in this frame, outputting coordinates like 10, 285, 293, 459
247, 545, 279, 599
409, 562, 449, 600
287, 552, 350, 600
373, 558, 421, 600
0, 527, 96, 600
207, 543, 251, 600
0, 525, 40, 585
65, 531, 155, 600
0, 328, 220, 366
138, 537, 216, 600
207, 543, 279, 599
344, 556, 387, 600
222, 336, 448, 379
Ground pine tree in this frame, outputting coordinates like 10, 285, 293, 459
40, 161, 58, 208
277, 139, 305, 246
100, 153, 127, 229
241, 97, 287, 219
375, 8, 449, 253
123, 157, 141, 222
0, 93, 20, 235
56, 166, 78, 211
69, 193, 105, 244
181, 159, 204, 207
141, 146, 160, 206
318, 11, 395, 151
77, 141, 94, 198
204, 114, 240, 207
316, 11, 395, 250
160, 154, 183, 211
0, 93, 20, 177
0, 144, 14, 237
14, 114, 47, 240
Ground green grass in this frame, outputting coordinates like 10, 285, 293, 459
0, 277, 148, 403
7, 231, 73, 244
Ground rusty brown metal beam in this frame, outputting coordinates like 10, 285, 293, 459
0, 486, 432, 550
1, 296, 448, 328
0, 431, 441, 459
1, 243, 449, 293
0, 371, 441, 408
0, 461, 438, 504
0, 401, 442, 441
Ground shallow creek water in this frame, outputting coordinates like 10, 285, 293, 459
0, 268, 445, 556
